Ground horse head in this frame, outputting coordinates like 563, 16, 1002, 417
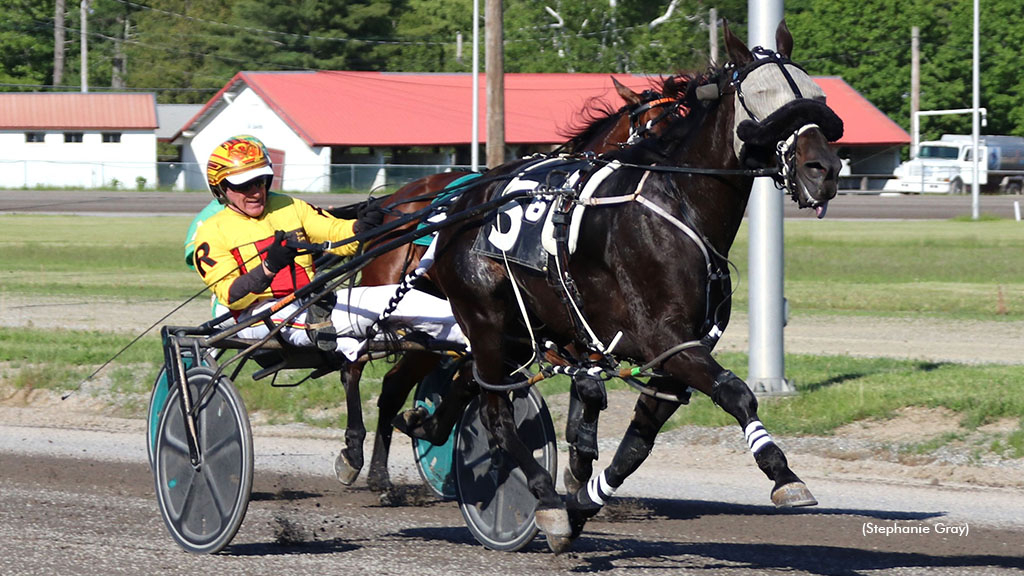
717, 20, 843, 218
564, 76, 688, 154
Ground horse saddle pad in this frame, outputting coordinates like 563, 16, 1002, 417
471, 156, 619, 271
413, 172, 482, 246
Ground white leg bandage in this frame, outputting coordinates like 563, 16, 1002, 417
744, 420, 775, 455
586, 471, 617, 506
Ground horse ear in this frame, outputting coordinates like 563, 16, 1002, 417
775, 19, 793, 59
612, 76, 642, 106
722, 19, 753, 67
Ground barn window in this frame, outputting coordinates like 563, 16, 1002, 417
64, 132, 83, 143
102, 132, 122, 143
25, 132, 45, 143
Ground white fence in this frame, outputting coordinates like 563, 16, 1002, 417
0, 160, 472, 192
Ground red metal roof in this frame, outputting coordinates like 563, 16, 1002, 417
0, 93, 158, 130
180, 71, 907, 148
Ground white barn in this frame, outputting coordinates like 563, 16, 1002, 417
0, 93, 158, 190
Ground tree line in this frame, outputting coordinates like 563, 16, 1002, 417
2, 0, 1022, 139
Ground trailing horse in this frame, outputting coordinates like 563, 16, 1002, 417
415, 20, 842, 552
330, 77, 690, 495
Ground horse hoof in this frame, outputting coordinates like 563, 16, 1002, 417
546, 535, 573, 555
392, 406, 429, 438
536, 508, 573, 554
563, 466, 583, 495
334, 451, 361, 486
366, 474, 393, 494
771, 481, 818, 508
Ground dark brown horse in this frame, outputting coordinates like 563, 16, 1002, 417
332, 77, 690, 495
414, 20, 843, 551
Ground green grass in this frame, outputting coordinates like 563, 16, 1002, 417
0, 214, 200, 299
2, 214, 1023, 453
774, 219, 1024, 320
664, 352, 1024, 438
6, 214, 1022, 317
5, 325, 1022, 452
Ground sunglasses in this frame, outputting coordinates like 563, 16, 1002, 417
226, 175, 270, 192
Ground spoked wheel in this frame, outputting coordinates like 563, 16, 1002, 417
153, 367, 253, 554
411, 358, 459, 499
454, 386, 557, 552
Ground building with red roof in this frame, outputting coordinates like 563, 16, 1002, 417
0, 93, 158, 189
173, 71, 908, 193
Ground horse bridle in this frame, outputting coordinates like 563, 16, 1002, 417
625, 96, 686, 146
718, 47, 843, 204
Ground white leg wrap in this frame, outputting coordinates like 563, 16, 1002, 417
586, 471, 617, 506
744, 420, 775, 455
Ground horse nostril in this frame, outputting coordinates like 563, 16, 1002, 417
803, 161, 829, 181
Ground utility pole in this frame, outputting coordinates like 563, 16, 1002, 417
54, 0, 66, 86
971, 0, 980, 220
471, 0, 480, 171
708, 8, 718, 65
911, 26, 920, 156
112, 15, 127, 89
80, 0, 89, 93
746, 0, 792, 396
485, 0, 506, 168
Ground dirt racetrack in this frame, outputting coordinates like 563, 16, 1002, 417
2, 295, 1024, 574
2, 190, 1024, 574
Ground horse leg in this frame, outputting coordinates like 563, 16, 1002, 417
710, 369, 817, 508
566, 393, 680, 537
476, 387, 572, 552
335, 362, 366, 486
392, 359, 477, 444
364, 353, 432, 493
563, 371, 606, 494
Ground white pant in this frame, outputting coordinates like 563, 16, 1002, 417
234, 286, 466, 361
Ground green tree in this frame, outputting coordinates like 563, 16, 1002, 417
123, 0, 239, 103
213, 0, 404, 72
787, 0, 1024, 139
384, 0, 470, 72
0, 0, 55, 89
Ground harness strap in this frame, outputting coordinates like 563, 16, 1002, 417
550, 197, 605, 352
634, 194, 712, 276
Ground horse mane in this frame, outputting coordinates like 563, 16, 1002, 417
559, 76, 687, 152
604, 70, 716, 167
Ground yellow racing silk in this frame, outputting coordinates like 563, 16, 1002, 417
192, 192, 358, 311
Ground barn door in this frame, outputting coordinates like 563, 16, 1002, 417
268, 148, 285, 191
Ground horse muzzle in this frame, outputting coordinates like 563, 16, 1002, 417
773, 122, 840, 219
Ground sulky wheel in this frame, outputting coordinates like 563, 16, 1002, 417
411, 358, 460, 499
148, 351, 218, 469
153, 367, 253, 554
454, 385, 557, 551
147, 365, 171, 470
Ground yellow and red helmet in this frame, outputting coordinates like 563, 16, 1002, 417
206, 135, 274, 202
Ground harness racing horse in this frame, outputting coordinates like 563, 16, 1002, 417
420, 20, 842, 552
332, 77, 690, 496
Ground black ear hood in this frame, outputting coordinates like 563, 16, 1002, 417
736, 98, 844, 147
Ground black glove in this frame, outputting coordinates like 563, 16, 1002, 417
264, 230, 299, 275
353, 202, 387, 233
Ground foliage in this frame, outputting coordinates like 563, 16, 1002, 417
787, 0, 1024, 138
0, 0, 55, 87
1, 1, 1023, 146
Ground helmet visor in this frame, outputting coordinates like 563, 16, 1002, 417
224, 165, 274, 186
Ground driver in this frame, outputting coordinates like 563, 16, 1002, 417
191, 134, 465, 360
